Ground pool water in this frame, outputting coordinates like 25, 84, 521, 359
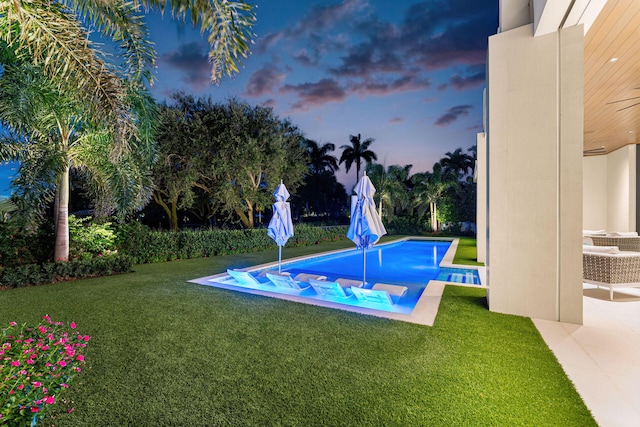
194, 239, 481, 315
277, 240, 451, 286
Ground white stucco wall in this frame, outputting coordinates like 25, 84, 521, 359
476, 132, 486, 263
607, 145, 636, 232
583, 155, 607, 230
487, 23, 583, 324
583, 145, 637, 233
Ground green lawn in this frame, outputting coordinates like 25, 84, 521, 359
452, 236, 484, 266
0, 239, 594, 426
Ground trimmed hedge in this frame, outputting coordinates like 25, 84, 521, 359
0, 255, 133, 289
115, 222, 350, 264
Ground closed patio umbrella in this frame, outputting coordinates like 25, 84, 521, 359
267, 180, 294, 273
346, 172, 387, 286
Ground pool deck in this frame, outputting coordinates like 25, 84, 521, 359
190, 237, 486, 326
534, 285, 640, 427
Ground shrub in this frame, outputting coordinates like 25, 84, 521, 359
0, 221, 54, 268
0, 255, 133, 289
115, 222, 349, 264
385, 216, 426, 235
0, 316, 90, 426
68, 216, 117, 259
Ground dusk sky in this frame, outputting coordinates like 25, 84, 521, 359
0, 0, 499, 197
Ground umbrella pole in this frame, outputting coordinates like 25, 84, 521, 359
278, 245, 282, 274
363, 247, 366, 287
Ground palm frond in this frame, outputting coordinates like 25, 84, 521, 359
1, 1, 135, 149
143, 0, 256, 83
65, 0, 156, 84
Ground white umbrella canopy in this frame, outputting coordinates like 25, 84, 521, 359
346, 173, 387, 285
267, 180, 294, 273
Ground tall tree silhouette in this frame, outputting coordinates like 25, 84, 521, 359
440, 147, 474, 180
305, 139, 339, 174
339, 134, 377, 182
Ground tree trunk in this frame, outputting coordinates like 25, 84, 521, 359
378, 199, 383, 218
152, 191, 179, 231
234, 201, 254, 229
54, 165, 70, 262
430, 202, 438, 232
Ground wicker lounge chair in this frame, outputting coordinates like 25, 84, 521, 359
583, 247, 640, 300
591, 236, 640, 252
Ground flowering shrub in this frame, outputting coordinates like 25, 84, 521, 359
0, 316, 90, 426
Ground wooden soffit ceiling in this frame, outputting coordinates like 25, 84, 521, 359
584, 0, 640, 156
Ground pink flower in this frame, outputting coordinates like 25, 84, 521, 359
43, 396, 55, 405
70, 322, 77, 329
76, 354, 85, 362
8, 390, 14, 395
84, 335, 91, 342
61, 383, 69, 388
57, 360, 67, 367
9, 321, 17, 327
68, 407, 74, 413
17, 384, 24, 390
32, 381, 42, 388
26, 359, 35, 365
31, 406, 40, 413
38, 325, 47, 334
10, 360, 20, 367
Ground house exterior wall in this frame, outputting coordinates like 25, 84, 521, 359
476, 132, 487, 264
607, 145, 636, 232
583, 146, 637, 233
486, 23, 583, 323
583, 155, 608, 230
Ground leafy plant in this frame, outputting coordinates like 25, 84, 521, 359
0, 316, 90, 425
68, 216, 117, 258
0, 255, 133, 289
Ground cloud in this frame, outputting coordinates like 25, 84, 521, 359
390, 117, 404, 124
448, 65, 486, 90
159, 41, 210, 91
255, 0, 366, 54
434, 105, 473, 127
352, 75, 431, 96
250, 0, 497, 112
280, 78, 347, 111
244, 65, 286, 97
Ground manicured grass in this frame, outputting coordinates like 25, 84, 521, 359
453, 236, 484, 266
0, 240, 593, 426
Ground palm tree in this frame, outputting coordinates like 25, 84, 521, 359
305, 139, 339, 174
366, 163, 411, 219
0, 64, 155, 261
411, 164, 458, 232
0, 0, 255, 259
0, 0, 256, 149
440, 147, 475, 180
339, 134, 377, 182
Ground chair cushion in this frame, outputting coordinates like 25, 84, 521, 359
608, 231, 639, 237
583, 229, 606, 236
583, 245, 620, 254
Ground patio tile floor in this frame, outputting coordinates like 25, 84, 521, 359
534, 285, 640, 427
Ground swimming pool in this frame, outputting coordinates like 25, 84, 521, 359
190, 238, 482, 324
